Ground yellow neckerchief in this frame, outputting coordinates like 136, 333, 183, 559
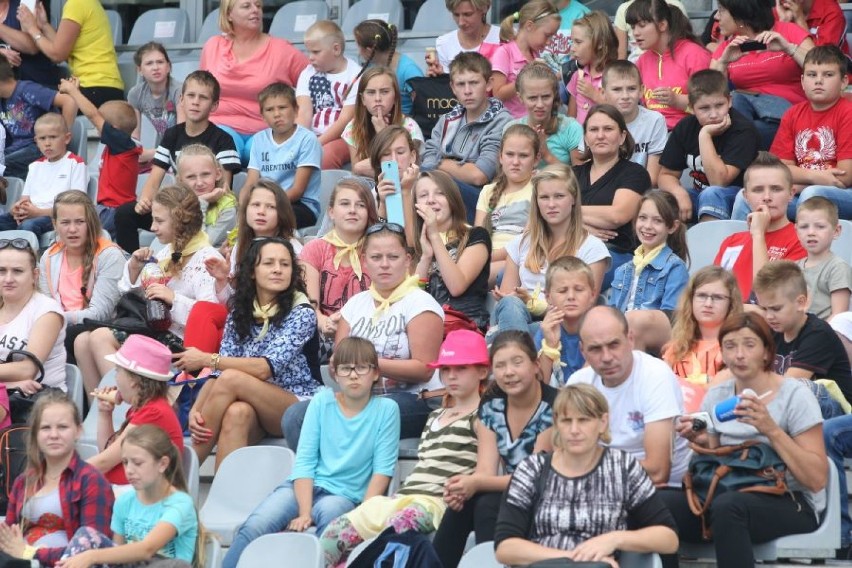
526, 283, 548, 316
253, 291, 310, 340
632, 243, 666, 274
683, 352, 709, 386
369, 274, 421, 322
160, 231, 210, 275
322, 230, 364, 279
204, 192, 238, 227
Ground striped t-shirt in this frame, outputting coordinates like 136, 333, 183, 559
397, 408, 478, 498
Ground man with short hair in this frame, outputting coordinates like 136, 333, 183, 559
567, 305, 690, 486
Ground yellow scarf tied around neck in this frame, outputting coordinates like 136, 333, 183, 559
632, 243, 665, 274
253, 291, 310, 341
159, 232, 211, 275
369, 274, 421, 322
322, 230, 364, 279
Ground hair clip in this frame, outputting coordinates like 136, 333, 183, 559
375, 33, 382, 41
513, 11, 520, 21
171, 251, 182, 264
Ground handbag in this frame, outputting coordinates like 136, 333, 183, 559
683, 441, 789, 539
442, 304, 481, 338
406, 75, 457, 135
5, 349, 47, 424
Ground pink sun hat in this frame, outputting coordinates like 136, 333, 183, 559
428, 330, 490, 368
104, 335, 173, 381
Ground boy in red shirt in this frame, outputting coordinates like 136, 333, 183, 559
732, 45, 852, 221
715, 152, 806, 301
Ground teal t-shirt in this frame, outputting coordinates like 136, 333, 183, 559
111, 490, 198, 562
290, 388, 400, 504
505, 115, 583, 166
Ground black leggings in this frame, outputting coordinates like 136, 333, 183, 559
292, 201, 317, 229
659, 489, 819, 568
432, 492, 502, 567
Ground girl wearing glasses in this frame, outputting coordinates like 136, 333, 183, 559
183, 237, 319, 470
0, 238, 65, 398
223, 337, 399, 568
301, 178, 377, 364
74, 185, 222, 403
662, 266, 742, 413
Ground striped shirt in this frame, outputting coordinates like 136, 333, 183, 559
397, 408, 478, 498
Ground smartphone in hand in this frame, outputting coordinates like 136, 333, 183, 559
381, 161, 405, 226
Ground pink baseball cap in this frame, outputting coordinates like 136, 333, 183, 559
428, 330, 490, 368
104, 335, 173, 382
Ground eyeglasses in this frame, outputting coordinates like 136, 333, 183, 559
336, 364, 376, 377
366, 222, 404, 236
0, 238, 32, 251
252, 236, 289, 244
694, 293, 731, 304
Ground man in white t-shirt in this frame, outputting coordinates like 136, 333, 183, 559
567, 305, 690, 486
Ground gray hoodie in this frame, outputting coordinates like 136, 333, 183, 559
421, 97, 512, 183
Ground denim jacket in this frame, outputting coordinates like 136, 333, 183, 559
609, 245, 689, 312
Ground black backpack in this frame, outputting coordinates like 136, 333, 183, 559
0, 424, 29, 516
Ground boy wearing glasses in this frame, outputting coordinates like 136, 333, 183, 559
752, 260, 852, 413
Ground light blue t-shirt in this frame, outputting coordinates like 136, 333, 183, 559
290, 388, 400, 504
395, 54, 424, 116
504, 115, 583, 167
111, 490, 197, 562
248, 125, 322, 217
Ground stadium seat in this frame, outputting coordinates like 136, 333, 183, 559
404, 0, 456, 49
200, 445, 295, 545
76, 442, 98, 460
121, 8, 192, 62
80, 369, 128, 446
685, 220, 748, 276
2, 178, 24, 213
342, 0, 404, 35
170, 59, 200, 83
197, 8, 221, 44
269, 1, 330, 42
302, 169, 354, 237
203, 534, 223, 568
237, 532, 322, 568
65, 363, 85, 418
105, 10, 123, 46
70, 116, 88, 164
832, 219, 852, 265
139, 113, 158, 150
0, 229, 37, 252
182, 446, 200, 504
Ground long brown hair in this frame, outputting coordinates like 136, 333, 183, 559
153, 185, 203, 277
23, 391, 80, 496
52, 190, 103, 306
328, 178, 379, 232
351, 67, 404, 163
573, 11, 618, 73
234, 180, 297, 268
524, 164, 587, 273
636, 190, 689, 263
665, 266, 742, 367
485, 125, 539, 235
516, 62, 560, 135
413, 171, 471, 262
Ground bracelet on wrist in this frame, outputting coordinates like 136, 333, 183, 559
211, 353, 221, 372
32, 33, 42, 42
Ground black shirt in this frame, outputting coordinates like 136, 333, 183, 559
427, 226, 491, 329
574, 158, 651, 254
152, 122, 241, 174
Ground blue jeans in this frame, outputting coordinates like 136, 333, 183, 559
96, 204, 116, 238
454, 179, 482, 224
218, 124, 255, 166
731, 91, 792, 151
488, 296, 541, 340
282, 393, 439, 450
4, 143, 42, 179
222, 480, 357, 568
824, 414, 852, 546
731, 185, 852, 222
0, 213, 53, 237
687, 185, 742, 220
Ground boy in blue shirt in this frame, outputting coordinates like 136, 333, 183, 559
536, 256, 599, 385
244, 82, 321, 229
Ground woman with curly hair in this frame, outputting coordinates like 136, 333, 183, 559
662, 265, 742, 412
181, 237, 320, 470
74, 185, 223, 396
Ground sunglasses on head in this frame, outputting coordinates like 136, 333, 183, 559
252, 236, 290, 245
366, 222, 404, 236
0, 238, 33, 251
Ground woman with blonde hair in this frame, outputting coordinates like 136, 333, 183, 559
495, 383, 679, 566
427, 0, 501, 75
662, 265, 743, 412
492, 163, 609, 334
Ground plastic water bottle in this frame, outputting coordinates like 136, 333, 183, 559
141, 260, 171, 332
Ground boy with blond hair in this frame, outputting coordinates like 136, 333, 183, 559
537, 256, 599, 385
296, 20, 360, 170
753, 260, 852, 410
795, 196, 852, 320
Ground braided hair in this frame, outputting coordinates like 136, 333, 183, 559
154, 185, 204, 277
51, 190, 103, 306
353, 19, 398, 84
485, 124, 539, 234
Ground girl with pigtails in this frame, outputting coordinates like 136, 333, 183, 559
353, 19, 424, 115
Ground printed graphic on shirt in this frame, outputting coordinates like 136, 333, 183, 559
309, 74, 344, 132
686, 152, 709, 190
256, 149, 300, 174
319, 270, 368, 314
644, 86, 683, 112
0, 333, 27, 351
795, 126, 837, 170
349, 314, 405, 358
627, 410, 645, 432
774, 352, 794, 375
719, 244, 744, 270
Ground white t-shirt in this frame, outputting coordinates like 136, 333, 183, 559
505, 233, 611, 292
436, 25, 501, 73
296, 57, 361, 135
567, 350, 690, 486
341, 289, 444, 393
0, 292, 66, 389
23, 152, 88, 209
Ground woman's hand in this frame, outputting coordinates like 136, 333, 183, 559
130, 247, 153, 267
755, 30, 793, 54
514, 286, 532, 305
0, 523, 26, 557
198, 187, 226, 203
145, 283, 174, 306
287, 516, 313, 532
16, 4, 37, 34
400, 163, 420, 193
173, 347, 211, 372
583, 223, 617, 242
675, 415, 710, 446
444, 474, 477, 502
188, 410, 213, 444
9, 379, 41, 397
56, 550, 96, 568
718, 35, 751, 65
34, 2, 48, 30
376, 173, 396, 207
0, 47, 20, 67
415, 202, 440, 240
204, 255, 230, 284
321, 312, 341, 337
569, 533, 621, 564
425, 54, 443, 77
736, 391, 780, 436
135, 198, 153, 215
576, 76, 602, 103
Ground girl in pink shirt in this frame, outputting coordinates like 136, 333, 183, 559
627, 0, 711, 129
568, 12, 618, 125
492, 0, 561, 119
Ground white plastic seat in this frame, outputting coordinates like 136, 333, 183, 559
120, 8, 192, 62
182, 446, 200, 504
200, 445, 295, 545
169, 59, 200, 83
197, 8, 221, 44
685, 220, 748, 276
70, 115, 88, 164
678, 458, 841, 562
459, 541, 502, 568
65, 364, 85, 418
2, 177, 24, 213
408, 0, 456, 37
831, 219, 852, 265
80, 369, 128, 447
342, 0, 404, 34
320, 365, 340, 392
76, 442, 99, 460
237, 532, 322, 568
303, 170, 359, 237
0, 229, 38, 252
269, 1, 329, 42
203, 534, 223, 568
105, 9, 122, 45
